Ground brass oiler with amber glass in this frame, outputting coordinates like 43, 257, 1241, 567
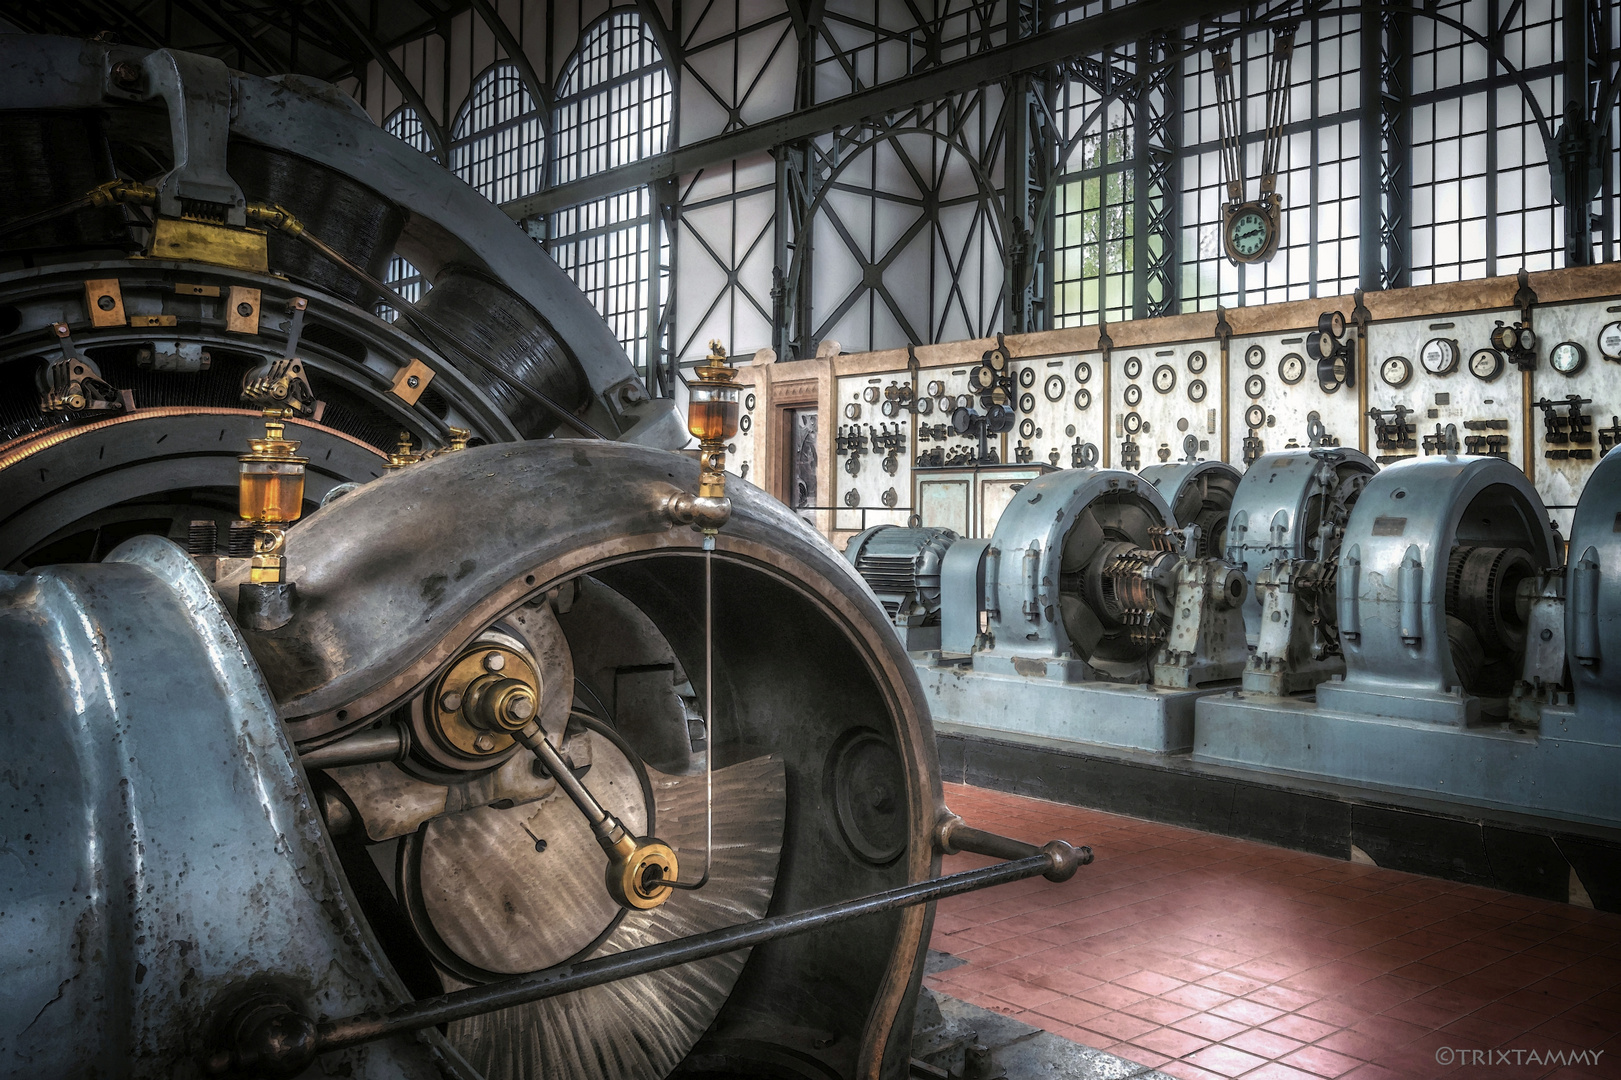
238, 409, 307, 584
433, 639, 680, 911
668, 340, 742, 535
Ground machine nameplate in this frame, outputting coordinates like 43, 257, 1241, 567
1372, 516, 1407, 536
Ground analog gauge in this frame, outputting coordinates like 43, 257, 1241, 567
1381, 355, 1414, 388
1019, 392, 1036, 414
1188, 350, 1208, 375
1074, 361, 1092, 384
951, 406, 975, 434
1018, 366, 1036, 388
1317, 355, 1346, 393
1278, 353, 1306, 385
1307, 330, 1337, 360
1598, 322, 1621, 361
1188, 378, 1207, 403
1320, 310, 1347, 337
957, 393, 975, 410
1245, 404, 1266, 429
1019, 417, 1036, 439
1123, 411, 1143, 435
916, 396, 933, 416
1124, 383, 1143, 407
1044, 374, 1065, 402
926, 379, 945, 397
1244, 374, 1266, 399
972, 365, 997, 390
745, 392, 757, 411
1468, 348, 1504, 382
1420, 338, 1460, 376
1074, 388, 1092, 410
1517, 326, 1537, 353
863, 385, 881, 403
1550, 340, 1587, 376
986, 347, 1009, 371
1490, 324, 1517, 352
1153, 364, 1177, 394
844, 489, 860, 507
881, 399, 899, 418
1245, 344, 1266, 369
935, 395, 953, 413
845, 402, 862, 419
1123, 356, 1143, 379
739, 414, 753, 434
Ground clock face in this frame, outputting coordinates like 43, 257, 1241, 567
1550, 341, 1586, 375
1187, 350, 1208, 374
1278, 353, 1305, 384
1153, 364, 1177, 394
1245, 344, 1266, 369
1227, 207, 1272, 259
1381, 355, 1413, 388
1420, 338, 1459, 375
1123, 356, 1143, 379
1598, 322, 1621, 360
1468, 348, 1504, 382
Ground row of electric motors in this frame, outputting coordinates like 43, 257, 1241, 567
846, 444, 1619, 754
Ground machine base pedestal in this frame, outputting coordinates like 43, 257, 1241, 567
916, 656, 1232, 754
1194, 691, 1619, 828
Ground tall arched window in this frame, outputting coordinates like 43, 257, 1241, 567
452, 63, 545, 205
547, 12, 672, 378
379, 106, 434, 321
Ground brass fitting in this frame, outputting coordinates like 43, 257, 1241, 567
238, 409, 307, 585
684, 340, 742, 531
461, 674, 538, 732
600, 827, 679, 911
425, 644, 542, 763
384, 430, 419, 470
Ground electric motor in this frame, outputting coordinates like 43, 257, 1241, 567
845, 525, 959, 627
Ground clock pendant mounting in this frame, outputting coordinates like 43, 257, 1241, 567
1213, 27, 1294, 266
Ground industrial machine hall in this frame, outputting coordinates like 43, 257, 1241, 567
5, 0, 1621, 1077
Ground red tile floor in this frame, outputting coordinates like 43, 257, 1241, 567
928, 783, 1621, 1080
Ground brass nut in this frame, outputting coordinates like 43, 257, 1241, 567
474, 733, 497, 752
604, 835, 679, 911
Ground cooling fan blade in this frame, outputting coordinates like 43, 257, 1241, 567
446, 754, 787, 1080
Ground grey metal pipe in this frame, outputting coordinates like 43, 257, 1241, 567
205, 847, 1084, 1074
298, 726, 407, 769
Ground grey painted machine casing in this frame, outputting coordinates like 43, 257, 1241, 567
1566, 445, 1621, 741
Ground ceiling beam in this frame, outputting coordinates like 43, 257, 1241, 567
466, 0, 552, 115
500, 0, 1244, 220
322, 0, 452, 163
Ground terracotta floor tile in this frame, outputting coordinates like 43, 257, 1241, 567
1262, 1013, 1341, 1043
1080, 1010, 1160, 1042
1118, 969, 1186, 996
1159, 1060, 1229, 1080
1166, 983, 1235, 1011
1173, 1012, 1251, 1042
1283, 1044, 1368, 1078
1245, 1064, 1328, 1080
1119, 996, 1198, 1026
1106, 1042, 1173, 1068
1212, 997, 1287, 1026
1030, 967, 1101, 996
1185, 1043, 1270, 1077
1248, 984, 1320, 1012
1077, 982, 1149, 1010
1225, 1026, 1308, 1060
1132, 1024, 1214, 1059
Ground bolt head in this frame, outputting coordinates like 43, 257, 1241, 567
439, 690, 463, 712
97, 294, 116, 311
483, 652, 506, 672
237, 301, 255, 317
506, 693, 535, 722
474, 732, 497, 752
406, 375, 420, 388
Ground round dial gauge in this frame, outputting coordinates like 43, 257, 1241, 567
881, 399, 899, 417
1019, 418, 1036, 439
1074, 388, 1092, 410
1074, 361, 1092, 384
986, 347, 1009, 371
957, 393, 975, 410
972, 365, 996, 389
1245, 344, 1266, 369
1123, 383, 1143, 407
1381, 355, 1414, 388
1123, 411, 1143, 434
1245, 404, 1266, 429
1244, 374, 1266, 399
1044, 374, 1065, 402
1317, 355, 1347, 394
1550, 341, 1586, 376
1320, 310, 1347, 337
739, 414, 752, 434
916, 396, 932, 416
1518, 327, 1537, 353
1019, 393, 1036, 413
1123, 356, 1143, 379
1153, 365, 1177, 394
1420, 338, 1460, 376
1225, 204, 1276, 261
926, 379, 945, 397
1188, 350, 1208, 375
1598, 322, 1621, 361
1018, 366, 1036, 388
935, 395, 953, 413
951, 406, 974, 434
845, 402, 862, 419
1278, 353, 1306, 385
863, 385, 881, 403
745, 392, 757, 411
1468, 348, 1504, 382
1490, 324, 1517, 352
1188, 378, 1207, 403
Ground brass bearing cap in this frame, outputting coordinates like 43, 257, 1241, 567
427, 645, 542, 761
603, 831, 679, 911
